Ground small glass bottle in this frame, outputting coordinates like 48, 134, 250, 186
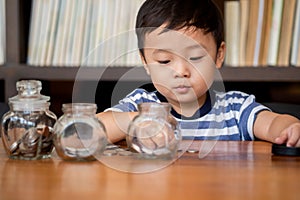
127, 102, 181, 159
1, 80, 57, 160
53, 103, 107, 161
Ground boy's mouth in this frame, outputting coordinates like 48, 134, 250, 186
173, 85, 191, 94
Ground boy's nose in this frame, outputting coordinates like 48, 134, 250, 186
172, 59, 191, 78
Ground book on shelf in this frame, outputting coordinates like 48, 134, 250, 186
64, 0, 77, 66
113, 0, 131, 67
0, 0, 5, 65
290, 0, 300, 67
267, 0, 284, 66
38, 0, 59, 66
52, 0, 68, 66
27, 0, 42, 65
259, 0, 273, 66
85, 0, 100, 67
70, 0, 87, 66
239, 0, 249, 66
45, 0, 60, 66
57, 0, 74, 66
95, 0, 109, 67
100, 0, 117, 67
126, 0, 145, 67
224, 0, 240, 66
245, 0, 260, 66
80, 0, 93, 66
34, 0, 48, 65
277, 0, 297, 66
52, 0, 78, 66
252, 0, 266, 66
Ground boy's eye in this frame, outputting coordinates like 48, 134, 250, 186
158, 60, 170, 64
189, 56, 203, 61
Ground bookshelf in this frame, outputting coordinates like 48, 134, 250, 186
1, 0, 300, 115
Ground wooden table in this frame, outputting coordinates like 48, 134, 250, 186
0, 141, 299, 200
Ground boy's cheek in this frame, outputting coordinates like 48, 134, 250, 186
193, 62, 217, 77
146, 63, 171, 75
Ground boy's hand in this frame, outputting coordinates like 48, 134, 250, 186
274, 122, 300, 147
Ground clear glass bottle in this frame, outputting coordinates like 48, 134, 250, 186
1, 80, 57, 160
53, 103, 107, 161
127, 102, 181, 159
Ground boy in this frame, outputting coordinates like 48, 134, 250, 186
97, 0, 300, 147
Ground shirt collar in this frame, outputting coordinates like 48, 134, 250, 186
155, 91, 214, 120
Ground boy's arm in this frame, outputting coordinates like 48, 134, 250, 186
254, 110, 300, 147
96, 111, 138, 143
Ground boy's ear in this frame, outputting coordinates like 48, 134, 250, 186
215, 41, 226, 69
140, 52, 150, 75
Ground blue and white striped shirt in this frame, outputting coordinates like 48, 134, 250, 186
105, 89, 270, 141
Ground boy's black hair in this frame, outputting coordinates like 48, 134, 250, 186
135, 0, 224, 59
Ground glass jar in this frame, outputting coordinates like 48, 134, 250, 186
1, 80, 57, 160
53, 103, 107, 161
127, 102, 181, 159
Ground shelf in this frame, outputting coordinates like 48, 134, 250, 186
0, 65, 148, 81
219, 66, 300, 82
1, 65, 300, 82
1, 64, 300, 102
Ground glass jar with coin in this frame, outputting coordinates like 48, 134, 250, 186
53, 103, 107, 161
1, 80, 57, 160
127, 102, 182, 159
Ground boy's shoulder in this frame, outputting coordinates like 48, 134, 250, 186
124, 88, 160, 102
211, 90, 263, 114
213, 90, 255, 106
126, 88, 156, 97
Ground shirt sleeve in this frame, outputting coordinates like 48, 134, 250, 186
104, 88, 160, 112
237, 94, 270, 140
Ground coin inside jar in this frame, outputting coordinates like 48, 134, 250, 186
61, 122, 94, 147
5, 126, 54, 159
55, 122, 102, 160
53, 103, 108, 161
9, 140, 20, 154
1, 80, 57, 160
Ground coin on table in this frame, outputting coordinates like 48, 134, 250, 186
105, 144, 120, 150
187, 149, 199, 153
103, 150, 117, 156
118, 151, 133, 156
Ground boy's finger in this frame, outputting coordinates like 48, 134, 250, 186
286, 129, 300, 147
274, 132, 288, 144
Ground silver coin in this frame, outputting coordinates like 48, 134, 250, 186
118, 151, 133, 156
187, 149, 199, 153
115, 148, 125, 152
103, 150, 117, 156
105, 144, 120, 150
9, 141, 20, 153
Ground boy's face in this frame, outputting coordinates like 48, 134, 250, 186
141, 26, 225, 111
